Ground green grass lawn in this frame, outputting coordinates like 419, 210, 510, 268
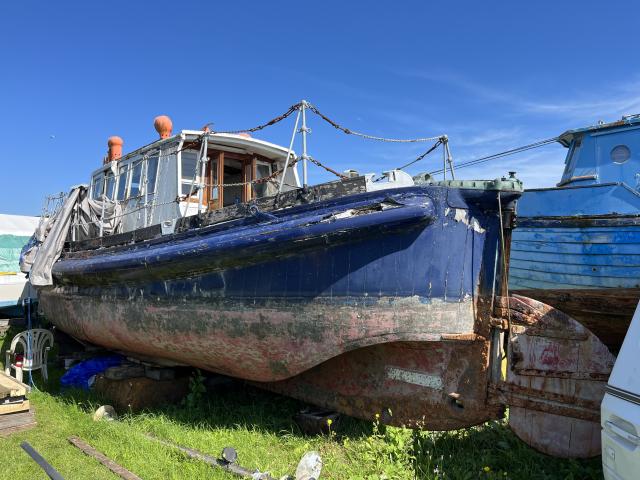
0, 367, 604, 480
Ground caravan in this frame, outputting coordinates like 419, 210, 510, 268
602, 302, 640, 479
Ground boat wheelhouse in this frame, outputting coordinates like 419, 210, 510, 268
85, 117, 300, 239
510, 114, 640, 352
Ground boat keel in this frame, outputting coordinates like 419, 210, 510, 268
260, 336, 504, 431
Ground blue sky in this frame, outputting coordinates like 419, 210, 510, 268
2, 1, 640, 215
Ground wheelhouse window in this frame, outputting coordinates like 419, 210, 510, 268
104, 172, 116, 200
253, 161, 275, 198
146, 154, 159, 203
91, 173, 104, 200
116, 164, 128, 201
128, 160, 143, 198
559, 137, 583, 184
180, 150, 200, 196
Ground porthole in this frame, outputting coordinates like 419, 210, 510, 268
611, 145, 631, 164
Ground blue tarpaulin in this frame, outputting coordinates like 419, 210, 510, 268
60, 355, 123, 390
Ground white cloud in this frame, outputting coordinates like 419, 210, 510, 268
399, 69, 640, 122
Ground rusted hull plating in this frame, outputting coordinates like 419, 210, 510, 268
263, 337, 503, 430
40, 185, 520, 429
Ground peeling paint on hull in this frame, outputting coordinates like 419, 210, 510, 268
39, 292, 477, 382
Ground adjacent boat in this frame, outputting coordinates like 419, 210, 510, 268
26, 109, 616, 457
0, 213, 38, 318
509, 114, 640, 352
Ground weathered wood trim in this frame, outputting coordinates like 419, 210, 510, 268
516, 214, 640, 228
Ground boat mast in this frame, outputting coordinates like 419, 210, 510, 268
301, 100, 309, 188
277, 104, 302, 194
443, 136, 455, 180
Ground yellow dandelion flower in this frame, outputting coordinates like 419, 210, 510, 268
483, 466, 491, 473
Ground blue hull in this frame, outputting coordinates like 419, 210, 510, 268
510, 183, 640, 350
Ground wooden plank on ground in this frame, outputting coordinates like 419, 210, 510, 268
68, 436, 142, 480
0, 409, 36, 436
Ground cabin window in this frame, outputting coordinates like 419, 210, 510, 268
611, 145, 631, 164
92, 173, 104, 200
180, 150, 200, 196
560, 137, 583, 184
146, 155, 159, 203
128, 161, 143, 198
116, 164, 128, 201
253, 161, 275, 198
104, 172, 116, 200
210, 158, 219, 203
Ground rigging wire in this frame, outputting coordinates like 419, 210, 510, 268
396, 139, 444, 171
428, 137, 559, 176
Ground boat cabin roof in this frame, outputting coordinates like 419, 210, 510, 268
557, 113, 640, 188
558, 114, 640, 147
91, 130, 293, 177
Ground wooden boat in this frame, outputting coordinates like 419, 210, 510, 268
509, 114, 640, 352
28, 110, 616, 457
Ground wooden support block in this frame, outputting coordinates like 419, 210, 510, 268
293, 408, 341, 435
0, 399, 30, 415
144, 367, 175, 381
93, 375, 189, 411
104, 364, 145, 381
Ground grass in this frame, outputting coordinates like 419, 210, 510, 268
0, 328, 603, 479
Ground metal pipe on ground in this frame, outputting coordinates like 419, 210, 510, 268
143, 433, 322, 480
144, 434, 268, 478
20, 441, 65, 480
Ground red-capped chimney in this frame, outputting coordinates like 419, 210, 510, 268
154, 115, 173, 139
106, 136, 123, 163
